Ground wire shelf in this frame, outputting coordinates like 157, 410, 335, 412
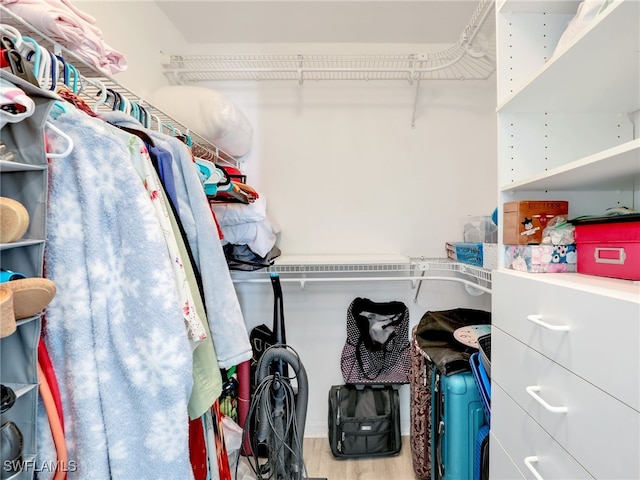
163, 0, 495, 85
230, 256, 492, 294
0, 6, 241, 168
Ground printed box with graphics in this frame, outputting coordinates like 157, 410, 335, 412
503, 200, 569, 245
504, 244, 577, 273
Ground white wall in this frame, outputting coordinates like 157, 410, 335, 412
74, 0, 188, 98
72, 1, 497, 436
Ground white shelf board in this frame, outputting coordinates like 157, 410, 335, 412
497, 0, 640, 113
500, 139, 640, 192
497, 268, 640, 304
498, 0, 581, 14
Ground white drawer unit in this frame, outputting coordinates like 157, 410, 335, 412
489, 433, 526, 480
493, 269, 640, 411
492, 327, 640, 479
493, 1, 640, 479
491, 383, 594, 480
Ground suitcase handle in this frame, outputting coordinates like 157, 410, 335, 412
524, 456, 545, 480
436, 420, 444, 479
594, 247, 626, 265
525, 386, 568, 413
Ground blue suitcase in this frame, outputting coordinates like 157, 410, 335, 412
431, 367, 487, 480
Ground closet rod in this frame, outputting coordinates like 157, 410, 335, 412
0, 6, 242, 170
231, 274, 492, 294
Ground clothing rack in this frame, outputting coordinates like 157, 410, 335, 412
0, 5, 240, 169
230, 256, 492, 298
162, 0, 496, 85
161, 0, 494, 127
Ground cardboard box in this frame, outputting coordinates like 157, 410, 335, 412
503, 200, 569, 245
574, 216, 640, 281
504, 244, 577, 273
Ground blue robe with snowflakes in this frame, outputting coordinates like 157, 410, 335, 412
39, 110, 194, 480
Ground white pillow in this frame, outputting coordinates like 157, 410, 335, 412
152, 85, 253, 156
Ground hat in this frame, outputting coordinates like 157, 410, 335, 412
0, 197, 29, 244
0, 286, 15, 338
2, 278, 56, 320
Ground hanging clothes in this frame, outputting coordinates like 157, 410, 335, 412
40, 108, 194, 480
102, 111, 253, 370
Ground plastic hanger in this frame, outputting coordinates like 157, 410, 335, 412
0, 25, 22, 50
195, 158, 228, 196
151, 114, 163, 132
47, 51, 58, 91
20, 36, 41, 80
44, 121, 74, 159
67, 63, 79, 94
90, 81, 108, 112
139, 105, 150, 129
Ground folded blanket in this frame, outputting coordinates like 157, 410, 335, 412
1, 0, 127, 74
415, 308, 491, 375
211, 194, 268, 227
220, 216, 280, 258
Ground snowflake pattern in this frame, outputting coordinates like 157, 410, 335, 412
124, 328, 190, 395
40, 111, 194, 480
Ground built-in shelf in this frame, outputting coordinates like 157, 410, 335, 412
498, 268, 640, 303
500, 139, 640, 192
497, 0, 640, 113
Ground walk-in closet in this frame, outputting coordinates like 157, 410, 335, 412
0, 1, 638, 479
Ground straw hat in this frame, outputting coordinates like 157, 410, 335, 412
2, 278, 56, 320
0, 286, 15, 338
0, 196, 29, 244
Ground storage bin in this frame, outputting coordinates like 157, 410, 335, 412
503, 201, 568, 245
503, 244, 577, 273
573, 215, 640, 281
446, 242, 498, 270
445, 242, 483, 267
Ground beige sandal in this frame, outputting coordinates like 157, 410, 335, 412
3, 278, 56, 320
0, 286, 16, 338
0, 196, 29, 244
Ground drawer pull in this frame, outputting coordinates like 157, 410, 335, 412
524, 456, 544, 480
525, 386, 568, 413
526, 314, 570, 331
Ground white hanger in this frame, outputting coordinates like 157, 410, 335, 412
91, 79, 108, 112
44, 121, 74, 159
0, 25, 23, 49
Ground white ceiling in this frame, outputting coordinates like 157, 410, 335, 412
155, 0, 481, 45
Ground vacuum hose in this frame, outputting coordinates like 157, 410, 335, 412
255, 346, 309, 478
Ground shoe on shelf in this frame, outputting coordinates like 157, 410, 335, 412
0, 421, 23, 479
0, 385, 16, 414
0, 287, 15, 338
0, 197, 29, 244
0, 269, 27, 283
2, 278, 56, 320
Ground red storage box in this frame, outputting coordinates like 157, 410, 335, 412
573, 215, 640, 281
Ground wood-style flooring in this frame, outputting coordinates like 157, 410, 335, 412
302, 436, 419, 480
